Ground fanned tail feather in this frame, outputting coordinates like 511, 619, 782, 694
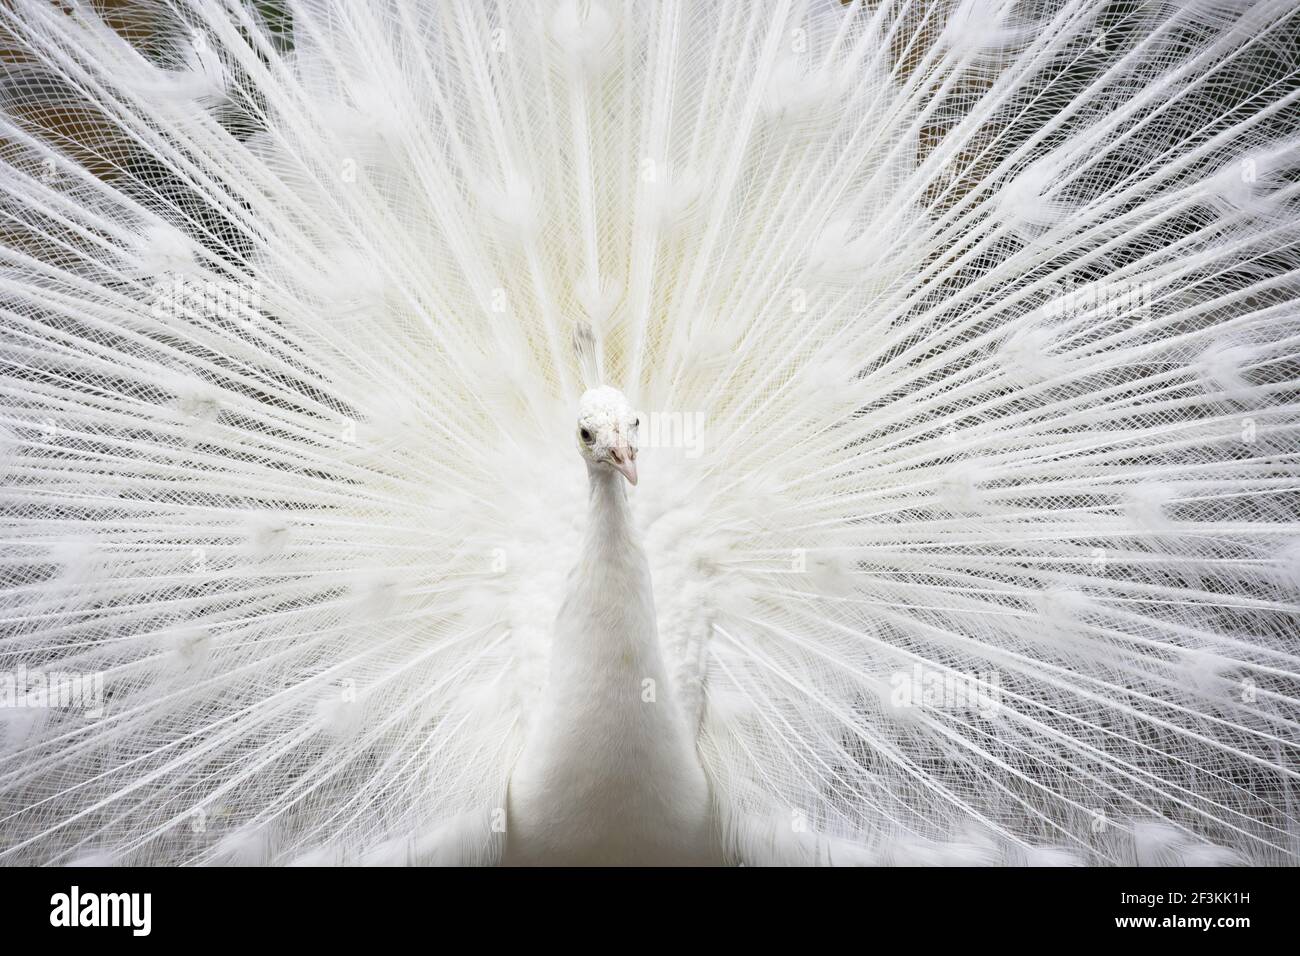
0, 0, 1297, 864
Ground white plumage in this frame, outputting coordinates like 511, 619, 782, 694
506, 366, 720, 865
0, 0, 1298, 866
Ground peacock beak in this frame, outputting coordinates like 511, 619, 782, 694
609, 446, 638, 485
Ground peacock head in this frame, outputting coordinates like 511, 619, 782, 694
576, 386, 639, 485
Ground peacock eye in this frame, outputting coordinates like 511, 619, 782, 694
632, 417, 639, 427
580, 427, 593, 443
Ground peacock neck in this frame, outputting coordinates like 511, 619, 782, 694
506, 462, 718, 866
543, 464, 662, 674
585, 465, 636, 552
